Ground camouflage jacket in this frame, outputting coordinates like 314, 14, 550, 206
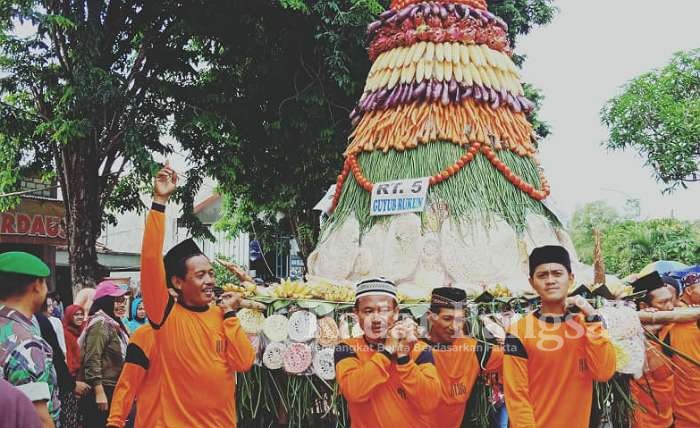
0, 304, 61, 424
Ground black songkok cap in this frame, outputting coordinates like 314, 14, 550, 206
568, 285, 593, 299
528, 245, 572, 277
164, 238, 204, 284
473, 291, 494, 304
631, 271, 665, 294
592, 284, 616, 300
661, 275, 683, 296
431, 287, 467, 308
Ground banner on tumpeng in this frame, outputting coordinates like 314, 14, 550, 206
370, 177, 429, 216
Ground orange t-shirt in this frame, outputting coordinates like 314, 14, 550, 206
630, 324, 674, 428
334, 337, 441, 428
141, 207, 255, 427
107, 324, 159, 428
503, 311, 616, 428
669, 320, 700, 428
417, 337, 503, 428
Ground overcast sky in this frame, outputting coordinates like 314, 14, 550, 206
516, 0, 700, 222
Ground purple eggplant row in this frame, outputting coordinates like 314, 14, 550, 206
367, 2, 507, 36
351, 80, 534, 119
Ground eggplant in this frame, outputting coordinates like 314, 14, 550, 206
490, 92, 500, 110
473, 85, 482, 101
422, 4, 431, 16
427, 80, 436, 102
431, 80, 442, 102
464, 85, 474, 98
448, 79, 458, 97
399, 84, 409, 105
462, 5, 472, 18
431, 3, 440, 17
349, 107, 359, 120
460, 86, 470, 101
387, 86, 398, 108
359, 95, 370, 111
438, 5, 448, 20
446, 3, 455, 13
389, 85, 399, 107
481, 85, 491, 102
453, 85, 461, 103
500, 88, 508, 102
386, 87, 398, 108
380, 92, 391, 110
367, 20, 381, 35
484, 11, 496, 22
441, 85, 450, 106
414, 81, 428, 100
489, 87, 498, 103
366, 93, 377, 110
518, 96, 531, 112
380, 9, 396, 20
397, 6, 414, 22
351, 116, 360, 127
510, 94, 522, 113
395, 85, 404, 106
455, 4, 467, 18
376, 88, 389, 103
496, 17, 508, 30
406, 84, 414, 103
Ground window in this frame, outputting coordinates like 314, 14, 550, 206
19, 177, 57, 199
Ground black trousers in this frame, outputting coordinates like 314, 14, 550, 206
81, 385, 115, 428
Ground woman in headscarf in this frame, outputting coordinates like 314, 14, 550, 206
79, 281, 130, 427
74, 287, 95, 314
125, 297, 147, 333
63, 304, 85, 377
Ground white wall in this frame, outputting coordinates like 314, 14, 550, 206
100, 191, 250, 268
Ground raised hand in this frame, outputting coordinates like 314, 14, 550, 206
153, 162, 177, 204
565, 295, 597, 317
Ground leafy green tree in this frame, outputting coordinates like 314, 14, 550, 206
601, 49, 700, 191
601, 218, 700, 277
0, 1, 239, 292
569, 201, 621, 264
212, 0, 557, 266
0, 0, 558, 289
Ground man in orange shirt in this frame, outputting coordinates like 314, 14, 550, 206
669, 270, 700, 428
503, 245, 616, 428
334, 277, 440, 428
106, 323, 158, 428
139, 164, 255, 427
418, 287, 502, 428
629, 272, 675, 428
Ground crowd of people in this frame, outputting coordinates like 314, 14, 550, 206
1, 166, 698, 428
0, 255, 160, 428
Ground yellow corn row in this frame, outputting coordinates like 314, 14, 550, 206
364, 42, 521, 94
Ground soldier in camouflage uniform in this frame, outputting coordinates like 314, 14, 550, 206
0, 252, 60, 427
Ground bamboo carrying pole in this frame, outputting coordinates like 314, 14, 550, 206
637, 308, 700, 324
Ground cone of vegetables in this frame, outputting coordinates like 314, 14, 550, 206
308, 0, 586, 298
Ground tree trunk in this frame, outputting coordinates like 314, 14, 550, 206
63, 140, 105, 297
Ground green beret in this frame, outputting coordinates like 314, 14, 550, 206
0, 252, 50, 277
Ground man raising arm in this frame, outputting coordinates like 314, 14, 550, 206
139, 164, 255, 427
